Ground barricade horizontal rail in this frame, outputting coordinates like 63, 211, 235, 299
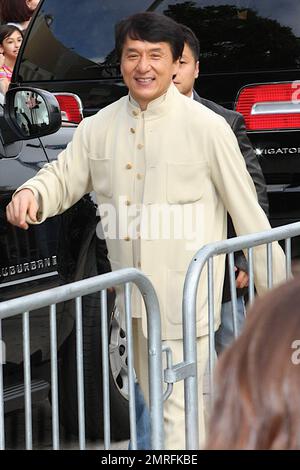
181, 221, 300, 450
0, 268, 164, 450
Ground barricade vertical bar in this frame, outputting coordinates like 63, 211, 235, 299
75, 296, 85, 450
124, 283, 137, 450
162, 345, 173, 401
142, 275, 164, 450
228, 253, 238, 338
267, 243, 273, 289
0, 320, 5, 450
208, 257, 215, 403
49, 304, 60, 450
23, 311, 32, 450
148, 335, 164, 449
100, 290, 110, 450
285, 238, 292, 279
248, 247, 255, 305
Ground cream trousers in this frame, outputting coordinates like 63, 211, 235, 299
133, 318, 209, 450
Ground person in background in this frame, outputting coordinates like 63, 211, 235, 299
173, 24, 269, 353
206, 276, 300, 450
0, 0, 40, 32
0, 24, 22, 94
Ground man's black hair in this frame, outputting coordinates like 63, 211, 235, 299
180, 24, 200, 61
115, 12, 184, 61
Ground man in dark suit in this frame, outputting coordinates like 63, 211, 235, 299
173, 24, 269, 352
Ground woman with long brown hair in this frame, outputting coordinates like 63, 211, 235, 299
206, 276, 300, 450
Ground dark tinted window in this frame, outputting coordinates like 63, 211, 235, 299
18, 0, 300, 82
159, 0, 300, 73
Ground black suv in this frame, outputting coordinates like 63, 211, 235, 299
1, 0, 300, 440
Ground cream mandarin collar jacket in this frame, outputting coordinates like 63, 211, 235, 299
18, 83, 286, 339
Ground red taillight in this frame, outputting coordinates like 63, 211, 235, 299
235, 82, 300, 131
54, 93, 83, 124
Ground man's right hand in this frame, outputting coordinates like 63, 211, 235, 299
6, 189, 39, 230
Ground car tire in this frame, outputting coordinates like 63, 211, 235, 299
59, 290, 130, 441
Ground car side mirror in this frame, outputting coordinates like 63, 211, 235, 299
1, 87, 62, 145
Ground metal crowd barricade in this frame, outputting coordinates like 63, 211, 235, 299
166, 221, 300, 450
0, 268, 164, 450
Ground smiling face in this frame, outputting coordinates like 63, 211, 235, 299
173, 43, 199, 97
0, 30, 23, 61
120, 37, 179, 110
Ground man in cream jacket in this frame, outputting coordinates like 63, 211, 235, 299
6, 12, 286, 449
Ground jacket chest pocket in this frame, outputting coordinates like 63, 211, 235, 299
89, 157, 112, 198
166, 162, 207, 204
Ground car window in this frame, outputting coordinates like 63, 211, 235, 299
17, 0, 158, 82
17, 0, 300, 83
157, 0, 300, 73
